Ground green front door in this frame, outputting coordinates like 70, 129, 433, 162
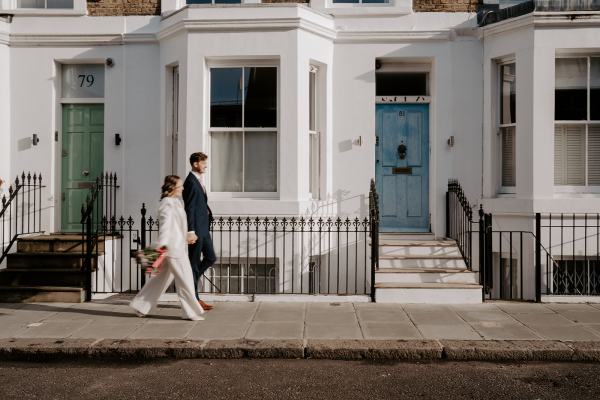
61, 104, 104, 232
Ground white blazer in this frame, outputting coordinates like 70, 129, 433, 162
156, 196, 189, 259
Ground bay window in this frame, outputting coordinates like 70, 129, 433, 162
209, 66, 278, 194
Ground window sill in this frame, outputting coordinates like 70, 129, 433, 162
554, 187, 600, 197
310, 0, 411, 17
2, 7, 85, 16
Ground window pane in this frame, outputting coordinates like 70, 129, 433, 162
333, 0, 360, 3
244, 131, 277, 192
588, 125, 600, 185
554, 125, 585, 185
211, 132, 243, 192
244, 67, 277, 128
215, 0, 241, 3
501, 126, 515, 187
591, 58, 600, 121
187, 0, 212, 3
47, 0, 73, 8
376, 73, 427, 96
309, 132, 320, 198
62, 64, 105, 98
17, 0, 44, 8
500, 63, 516, 125
363, 0, 389, 3
555, 58, 587, 120
211, 68, 243, 128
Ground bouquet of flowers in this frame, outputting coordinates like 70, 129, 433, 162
135, 246, 168, 275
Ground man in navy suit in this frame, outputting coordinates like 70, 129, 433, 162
183, 152, 216, 311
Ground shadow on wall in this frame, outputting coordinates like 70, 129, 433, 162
303, 189, 368, 219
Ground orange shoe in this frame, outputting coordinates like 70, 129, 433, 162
199, 299, 214, 311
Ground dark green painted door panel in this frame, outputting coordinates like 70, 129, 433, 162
61, 104, 104, 232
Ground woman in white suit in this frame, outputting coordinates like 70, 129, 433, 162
130, 175, 205, 321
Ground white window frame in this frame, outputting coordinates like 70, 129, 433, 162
3, 0, 86, 14
497, 60, 516, 194
309, 65, 321, 200
554, 55, 600, 193
207, 61, 279, 199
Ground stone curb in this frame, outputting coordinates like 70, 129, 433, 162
1, 338, 600, 362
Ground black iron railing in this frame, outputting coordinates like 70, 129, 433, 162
89, 203, 374, 298
1, 173, 45, 265
368, 179, 379, 302
446, 180, 474, 270
80, 173, 119, 301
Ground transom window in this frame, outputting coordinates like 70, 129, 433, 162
209, 66, 278, 194
554, 57, 600, 187
499, 62, 516, 189
17, 0, 73, 8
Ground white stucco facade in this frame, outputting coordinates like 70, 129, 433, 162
0, 3, 599, 239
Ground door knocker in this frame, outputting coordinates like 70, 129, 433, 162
397, 143, 407, 160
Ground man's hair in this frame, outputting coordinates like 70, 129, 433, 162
189, 152, 208, 165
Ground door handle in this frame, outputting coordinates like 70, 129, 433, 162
82, 170, 90, 177
397, 144, 407, 160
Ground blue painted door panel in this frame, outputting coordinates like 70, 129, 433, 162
375, 104, 429, 232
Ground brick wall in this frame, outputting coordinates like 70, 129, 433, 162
87, 0, 160, 16
413, 0, 476, 12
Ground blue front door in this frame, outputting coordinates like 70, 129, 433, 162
376, 104, 429, 232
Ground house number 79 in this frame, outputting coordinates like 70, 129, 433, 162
78, 74, 95, 87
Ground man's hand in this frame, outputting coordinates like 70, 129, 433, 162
187, 232, 198, 245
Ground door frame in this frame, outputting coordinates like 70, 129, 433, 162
375, 96, 433, 233
55, 62, 106, 233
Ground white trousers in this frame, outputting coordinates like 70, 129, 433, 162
130, 256, 205, 320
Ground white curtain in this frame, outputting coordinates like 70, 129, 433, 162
211, 132, 243, 192
244, 131, 277, 192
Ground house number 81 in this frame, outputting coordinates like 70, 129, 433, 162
78, 74, 95, 88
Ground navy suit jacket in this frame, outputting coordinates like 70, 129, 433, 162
183, 172, 213, 237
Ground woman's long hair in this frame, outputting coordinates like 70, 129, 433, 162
161, 175, 181, 199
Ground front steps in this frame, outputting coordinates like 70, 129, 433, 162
0, 234, 100, 303
374, 235, 482, 304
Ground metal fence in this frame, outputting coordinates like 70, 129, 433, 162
1, 172, 45, 265
88, 204, 374, 298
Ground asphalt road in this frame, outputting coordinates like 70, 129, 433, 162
1, 359, 599, 400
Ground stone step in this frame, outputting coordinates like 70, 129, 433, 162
0, 286, 85, 303
378, 255, 467, 269
375, 283, 482, 304
0, 269, 86, 287
379, 240, 456, 247
7, 252, 99, 270
17, 234, 105, 253
379, 246, 462, 257
378, 233, 437, 241
375, 268, 478, 284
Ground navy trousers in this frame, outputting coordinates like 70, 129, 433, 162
188, 233, 216, 300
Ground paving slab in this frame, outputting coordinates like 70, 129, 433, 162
468, 322, 541, 340
186, 322, 249, 340
512, 312, 578, 327
495, 303, 554, 314
305, 324, 363, 340
360, 322, 422, 340
553, 310, 600, 324
13, 320, 93, 339
128, 320, 197, 339
69, 321, 144, 340
528, 325, 600, 341
245, 321, 304, 340
455, 310, 517, 323
406, 311, 468, 325
306, 310, 358, 325
253, 303, 305, 322
401, 304, 453, 313
355, 304, 409, 323
414, 323, 483, 340
305, 339, 443, 360
441, 340, 574, 361
544, 303, 599, 312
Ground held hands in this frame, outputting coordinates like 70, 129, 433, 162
187, 232, 198, 245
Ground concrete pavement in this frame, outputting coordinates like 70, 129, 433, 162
1, 297, 600, 361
